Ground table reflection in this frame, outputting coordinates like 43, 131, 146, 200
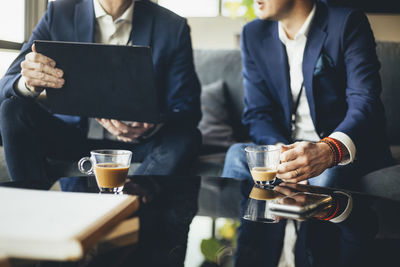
236, 180, 379, 267
58, 175, 201, 267
1, 175, 400, 266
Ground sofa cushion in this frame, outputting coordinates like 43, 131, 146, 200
198, 80, 235, 148
194, 49, 247, 141
390, 145, 400, 164
361, 164, 400, 201
376, 42, 400, 145
194, 152, 226, 177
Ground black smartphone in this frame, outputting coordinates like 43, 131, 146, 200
268, 192, 333, 214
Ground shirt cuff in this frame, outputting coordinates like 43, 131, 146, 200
329, 191, 353, 223
14, 76, 41, 98
329, 132, 356, 165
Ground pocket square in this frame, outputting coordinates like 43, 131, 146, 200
314, 53, 334, 76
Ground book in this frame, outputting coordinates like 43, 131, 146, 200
0, 187, 139, 261
99, 216, 140, 251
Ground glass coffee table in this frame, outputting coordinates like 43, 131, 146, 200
1, 175, 400, 267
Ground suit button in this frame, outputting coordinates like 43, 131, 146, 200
320, 132, 326, 138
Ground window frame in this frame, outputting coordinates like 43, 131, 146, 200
156, 0, 225, 17
0, 0, 47, 51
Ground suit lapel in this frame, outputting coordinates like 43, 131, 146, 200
262, 22, 292, 129
302, 2, 328, 127
130, 0, 154, 46
74, 0, 95, 42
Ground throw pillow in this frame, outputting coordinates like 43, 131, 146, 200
198, 80, 235, 148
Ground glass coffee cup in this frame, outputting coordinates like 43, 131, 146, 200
78, 150, 132, 194
245, 145, 281, 187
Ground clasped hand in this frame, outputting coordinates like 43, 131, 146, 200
96, 119, 155, 142
277, 141, 334, 183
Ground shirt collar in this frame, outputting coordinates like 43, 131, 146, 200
93, 0, 134, 23
278, 4, 316, 44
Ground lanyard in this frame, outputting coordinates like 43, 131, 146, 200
291, 82, 304, 131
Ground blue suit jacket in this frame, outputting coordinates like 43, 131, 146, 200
241, 2, 392, 172
0, 0, 201, 128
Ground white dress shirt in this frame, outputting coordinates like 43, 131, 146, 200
89, 0, 135, 140
93, 0, 133, 45
278, 4, 355, 165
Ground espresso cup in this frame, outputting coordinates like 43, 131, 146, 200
78, 150, 132, 194
245, 145, 281, 187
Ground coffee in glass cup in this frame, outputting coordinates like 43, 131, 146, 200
78, 150, 132, 194
245, 145, 281, 187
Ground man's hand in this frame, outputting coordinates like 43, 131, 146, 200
20, 44, 64, 93
96, 119, 155, 142
277, 141, 334, 183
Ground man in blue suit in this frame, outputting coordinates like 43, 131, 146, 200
0, 0, 201, 182
222, 0, 394, 187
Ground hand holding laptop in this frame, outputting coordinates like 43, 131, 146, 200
20, 44, 64, 93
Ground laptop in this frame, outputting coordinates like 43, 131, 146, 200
34, 40, 163, 123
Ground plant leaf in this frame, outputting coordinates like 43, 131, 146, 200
200, 238, 223, 263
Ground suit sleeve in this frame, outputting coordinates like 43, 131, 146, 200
333, 10, 384, 149
164, 20, 201, 127
0, 2, 53, 103
241, 26, 290, 145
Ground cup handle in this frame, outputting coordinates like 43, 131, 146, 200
78, 157, 94, 175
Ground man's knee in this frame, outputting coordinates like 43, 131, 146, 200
222, 143, 252, 180
0, 97, 36, 124
225, 143, 248, 167
0, 97, 39, 134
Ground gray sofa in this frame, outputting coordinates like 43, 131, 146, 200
1, 42, 400, 200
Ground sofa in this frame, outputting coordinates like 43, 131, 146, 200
1, 41, 400, 200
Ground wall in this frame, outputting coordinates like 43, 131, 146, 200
188, 17, 243, 49
367, 14, 400, 42
188, 14, 400, 49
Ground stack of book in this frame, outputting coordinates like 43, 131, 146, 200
0, 187, 139, 261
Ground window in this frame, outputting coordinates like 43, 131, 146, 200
0, 1, 25, 43
158, 0, 220, 17
0, 0, 46, 78
0, 1, 25, 78
221, 0, 247, 17
0, 51, 20, 78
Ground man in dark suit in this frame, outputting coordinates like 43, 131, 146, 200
222, 0, 393, 187
0, 0, 201, 182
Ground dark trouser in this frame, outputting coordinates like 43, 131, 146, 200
0, 97, 201, 183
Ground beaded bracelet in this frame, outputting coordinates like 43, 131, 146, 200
322, 199, 340, 221
319, 138, 339, 166
325, 137, 343, 163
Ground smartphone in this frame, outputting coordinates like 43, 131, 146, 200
268, 192, 333, 214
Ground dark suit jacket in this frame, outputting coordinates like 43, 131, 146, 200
0, 0, 201, 129
240, 2, 393, 173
